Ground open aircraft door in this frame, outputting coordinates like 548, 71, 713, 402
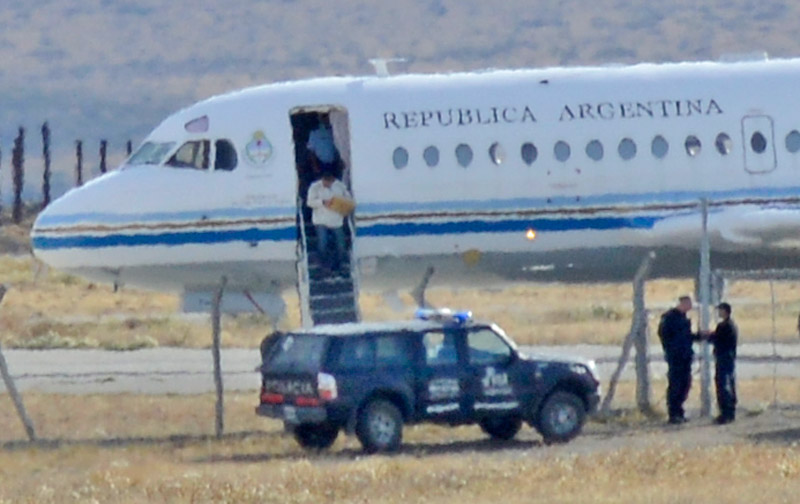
741, 115, 777, 174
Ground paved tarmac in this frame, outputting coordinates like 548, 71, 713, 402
1, 343, 799, 395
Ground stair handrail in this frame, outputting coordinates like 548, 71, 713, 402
346, 212, 362, 322
296, 197, 313, 327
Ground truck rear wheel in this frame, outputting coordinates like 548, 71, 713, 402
293, 422, 339, 450
480, 416, 522, 441
356, 399, 403, 453
535, 391, 586, 444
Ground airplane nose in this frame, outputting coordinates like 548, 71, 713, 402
31, 184, 88, 266
30, 173, 119, 270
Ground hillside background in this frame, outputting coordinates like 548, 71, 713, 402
1, 0, 799, 201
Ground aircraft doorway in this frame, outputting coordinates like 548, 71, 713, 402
742, 115, 777, 174
289, 106, 359, 325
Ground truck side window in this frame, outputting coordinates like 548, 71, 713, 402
376, 336, 413, 367
336, 337, 375, 369
467, 329, 511, 365
423, 331, 457, 366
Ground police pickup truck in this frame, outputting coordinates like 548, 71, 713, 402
256, 309, 601, 452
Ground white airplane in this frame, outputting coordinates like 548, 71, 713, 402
30, 55, 800, 325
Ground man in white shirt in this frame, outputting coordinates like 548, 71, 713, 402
307, 172, 352, 274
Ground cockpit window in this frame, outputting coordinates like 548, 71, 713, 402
167, 140, 210, 170
215, 139, 238, 171
127, 141, 176, 165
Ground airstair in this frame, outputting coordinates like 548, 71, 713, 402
296, 202, 360, 326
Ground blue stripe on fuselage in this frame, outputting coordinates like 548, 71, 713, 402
32, 226, 297, 250
31, 215, 663, 250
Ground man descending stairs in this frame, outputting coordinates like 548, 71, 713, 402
302, 171, 359, 325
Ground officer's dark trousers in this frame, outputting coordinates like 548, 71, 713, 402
667, 356, 692, 419
715, 354, 737, 419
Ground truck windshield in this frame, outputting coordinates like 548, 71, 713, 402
126, 141, 176, 166
268, 335, 327, 373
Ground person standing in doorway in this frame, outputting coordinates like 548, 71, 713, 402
307, 171, 352, 275
706, 302, 738, 424
658, 295, 701, 424
306, 117, 338, 176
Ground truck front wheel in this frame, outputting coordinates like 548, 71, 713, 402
535, 391, 586, 444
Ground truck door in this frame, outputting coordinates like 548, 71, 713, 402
464, 327, 520, 417
417, 329, 469, 422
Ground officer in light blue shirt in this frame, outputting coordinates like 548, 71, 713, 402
307, 119, 338, 173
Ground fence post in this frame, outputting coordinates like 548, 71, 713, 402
212, 277, 227, 438
699, 199, 712, 417
12, 127, 25, 224
41, 122, 51, 208
601, 251, 656, 415
99, 140, 107, 174
0, 146, 3, 219
75, 140, 83, 187
0, 285, 37, 441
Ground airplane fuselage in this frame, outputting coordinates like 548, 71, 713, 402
31, 58, 800, 310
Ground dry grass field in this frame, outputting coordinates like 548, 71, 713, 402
3, 249, 800, 350
3, 221, 800, 501
1, 379, 799, 503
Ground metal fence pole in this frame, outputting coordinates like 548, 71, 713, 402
699, 199, 712, 417
0, 286, 37, 441
212, 277, 227, 438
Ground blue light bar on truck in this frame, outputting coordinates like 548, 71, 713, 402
414, 308, 473, 324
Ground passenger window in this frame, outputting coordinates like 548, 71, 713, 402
751, 132, 767, 153
376, 336, 414, 367
423, 331, 458, 366
467, 329, 511, 365
786, 130, 800, 153
586, 140, 603, 161
618, 138, 637, 160
214, 139, 237, 171
456, 144, 473, 167
336, 338, 375, 369
521, 142, 538, 165
393, 147, 409, 169
685, 136, 702, 157
167, 140, 210, 170
554, 141, 571, 162
715, 133, 732, 155
423, 146, 439, 167
489, 142, 505, 165
651, 135, 669, 159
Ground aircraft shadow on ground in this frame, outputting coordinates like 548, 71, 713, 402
192, 437, 543, 464
0, 430, 280, 452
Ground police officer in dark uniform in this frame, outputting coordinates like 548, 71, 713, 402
658, 296, 700, 424
707, 302, 738, 424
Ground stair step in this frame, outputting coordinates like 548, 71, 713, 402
313, 309, 359, 325
311, 297, 357, 312
310, 291, 355, 302
308, 271, 352, 284
310, 284, 354, 298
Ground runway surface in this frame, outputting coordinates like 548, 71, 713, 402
1, 343, 799, 395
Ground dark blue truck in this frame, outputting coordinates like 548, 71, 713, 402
256, 310, 601, 452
